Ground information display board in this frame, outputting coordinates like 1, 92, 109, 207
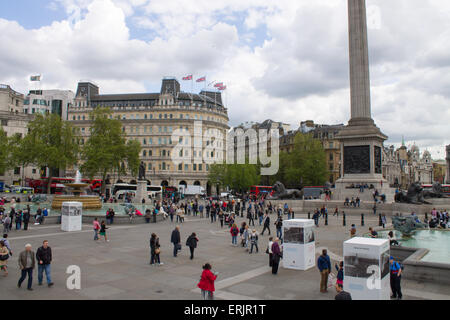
343, 237, 390, 300
282, 219, 315, 270
61, 201, 82, 232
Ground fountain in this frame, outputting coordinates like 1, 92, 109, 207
51, 171, 102, 209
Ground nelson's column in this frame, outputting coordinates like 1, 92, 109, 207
334, 0, 395, 202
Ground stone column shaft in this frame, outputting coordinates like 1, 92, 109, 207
348, 0, 372, 120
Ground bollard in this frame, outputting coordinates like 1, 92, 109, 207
343, 213, 346, 226
379, 214, 383, 227
325, 213, 328, 226
308, 212, 311, 219
361, 213, 365, 226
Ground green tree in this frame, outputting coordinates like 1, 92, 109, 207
208, 162, 260, 194
20, 114, 79, 193
271, 133, 328, 187
7, 133, 33, 186
0, 127, 9, 175
80, 108, 141, 193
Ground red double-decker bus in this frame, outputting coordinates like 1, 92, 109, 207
28, 177, 102, 194
249, 186, 274, 198
422, 184, 450, 196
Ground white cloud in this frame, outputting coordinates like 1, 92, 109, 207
0, 0, 449, 159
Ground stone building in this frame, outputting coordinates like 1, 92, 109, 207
0, 84, 40, 186
381, 142, 434, 188
279, 121, 344, 184
23, 89, 74, 120
446, 145, 450, 183
68, 78, 229, 195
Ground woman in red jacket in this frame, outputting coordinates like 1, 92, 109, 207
197, 263, 218, 300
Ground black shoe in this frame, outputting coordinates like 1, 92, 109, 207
48, 283, 54, 287
17, 283, 21, 288
390, 295, 397, 299
27, 288, 33, 291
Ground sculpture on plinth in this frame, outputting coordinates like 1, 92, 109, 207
138, 161, 146, 181
267, 181, 303, 200
395, 182, 431, 204
392, 215, 427, 236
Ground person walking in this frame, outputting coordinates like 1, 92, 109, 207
171, 226, 181, 257
150, 233, 163, 266
2, 215, 11, 234
271, 238, 282, 274
389, 256, 403, 300
249, 229, 259, 254
197, 263, 217, 300
23, 209, 30, 231
267, 237, 274, 267
242, 225, 250, 250
186, 232, 199, 260
0, 240, 9, 277
261, 213, 271, 235
99, 221, 109, 242
93, 218, 101, 241
218, 210, 224, 228
317, 249, 331, 293
275, 216, 283, 240
36, 240, 54, 287
0, 234, 12, 257
18, 244, 35, 291
230, 224, 239, 246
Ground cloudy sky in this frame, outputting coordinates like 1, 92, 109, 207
1, 0, 449, 159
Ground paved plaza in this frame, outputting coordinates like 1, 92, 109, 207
1, 211, 449, 300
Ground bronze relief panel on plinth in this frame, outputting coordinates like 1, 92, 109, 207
344, 145, 370, 174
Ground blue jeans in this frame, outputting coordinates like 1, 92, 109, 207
38, 264, 52, 285
277, 228, 282, 239
232, 236, 237, 245
16, 222, 21, 230
18, 268, 33, 289
94, 229, 99, 240
259, 216, 263, 225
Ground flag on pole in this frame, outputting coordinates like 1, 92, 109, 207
182, 75, 193, 80
218, 85, 227, 91
30, 75, 41, 81
196, 76, 206, 83
213, 82, 223, 88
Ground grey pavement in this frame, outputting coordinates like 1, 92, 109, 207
0, 213, 449, 300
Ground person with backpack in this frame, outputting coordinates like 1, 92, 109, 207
249, 229, 259, 254
186, 232, 199, 260
389, 256, 403, 300
0, 240, 9, 276
230, 224, 239, 246
317, 249, 331, 293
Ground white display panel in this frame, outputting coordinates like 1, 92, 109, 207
61, 202, 82, 232
343, 237, 390, 300
282, 219, 315, 270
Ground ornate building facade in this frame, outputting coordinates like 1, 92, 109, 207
0, 84, 40, 186
68, 78, 229, 194
382, 143, 434, 188
446, 145, 450, 183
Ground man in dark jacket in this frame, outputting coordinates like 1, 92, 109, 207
171, 226, 181, 257
317, 249, 331, 293
18, 244, 35, 290
36, 240, 54, 287
186, 233, 198, 260
335, 283, 352, 300
261, 213, 271, 235
23, 209, 30, 231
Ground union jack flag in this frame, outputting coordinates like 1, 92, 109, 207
218, 85, 227, 91
214, 82, 223, 88
182, 75, 193, 80
196, 76, 206, 82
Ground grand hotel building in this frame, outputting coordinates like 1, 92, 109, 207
67, 78, 229, 195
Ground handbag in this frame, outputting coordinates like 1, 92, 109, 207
0, 253, 9, 261
155, 248, 161, 255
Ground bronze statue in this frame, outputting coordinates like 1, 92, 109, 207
267, 181, 303, 200
392, 215, 427, 236
395, 182, 429, 204
138, 161, 146, 180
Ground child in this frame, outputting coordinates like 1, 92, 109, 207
99, 220, 109, 242
335, 261, 344, 286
